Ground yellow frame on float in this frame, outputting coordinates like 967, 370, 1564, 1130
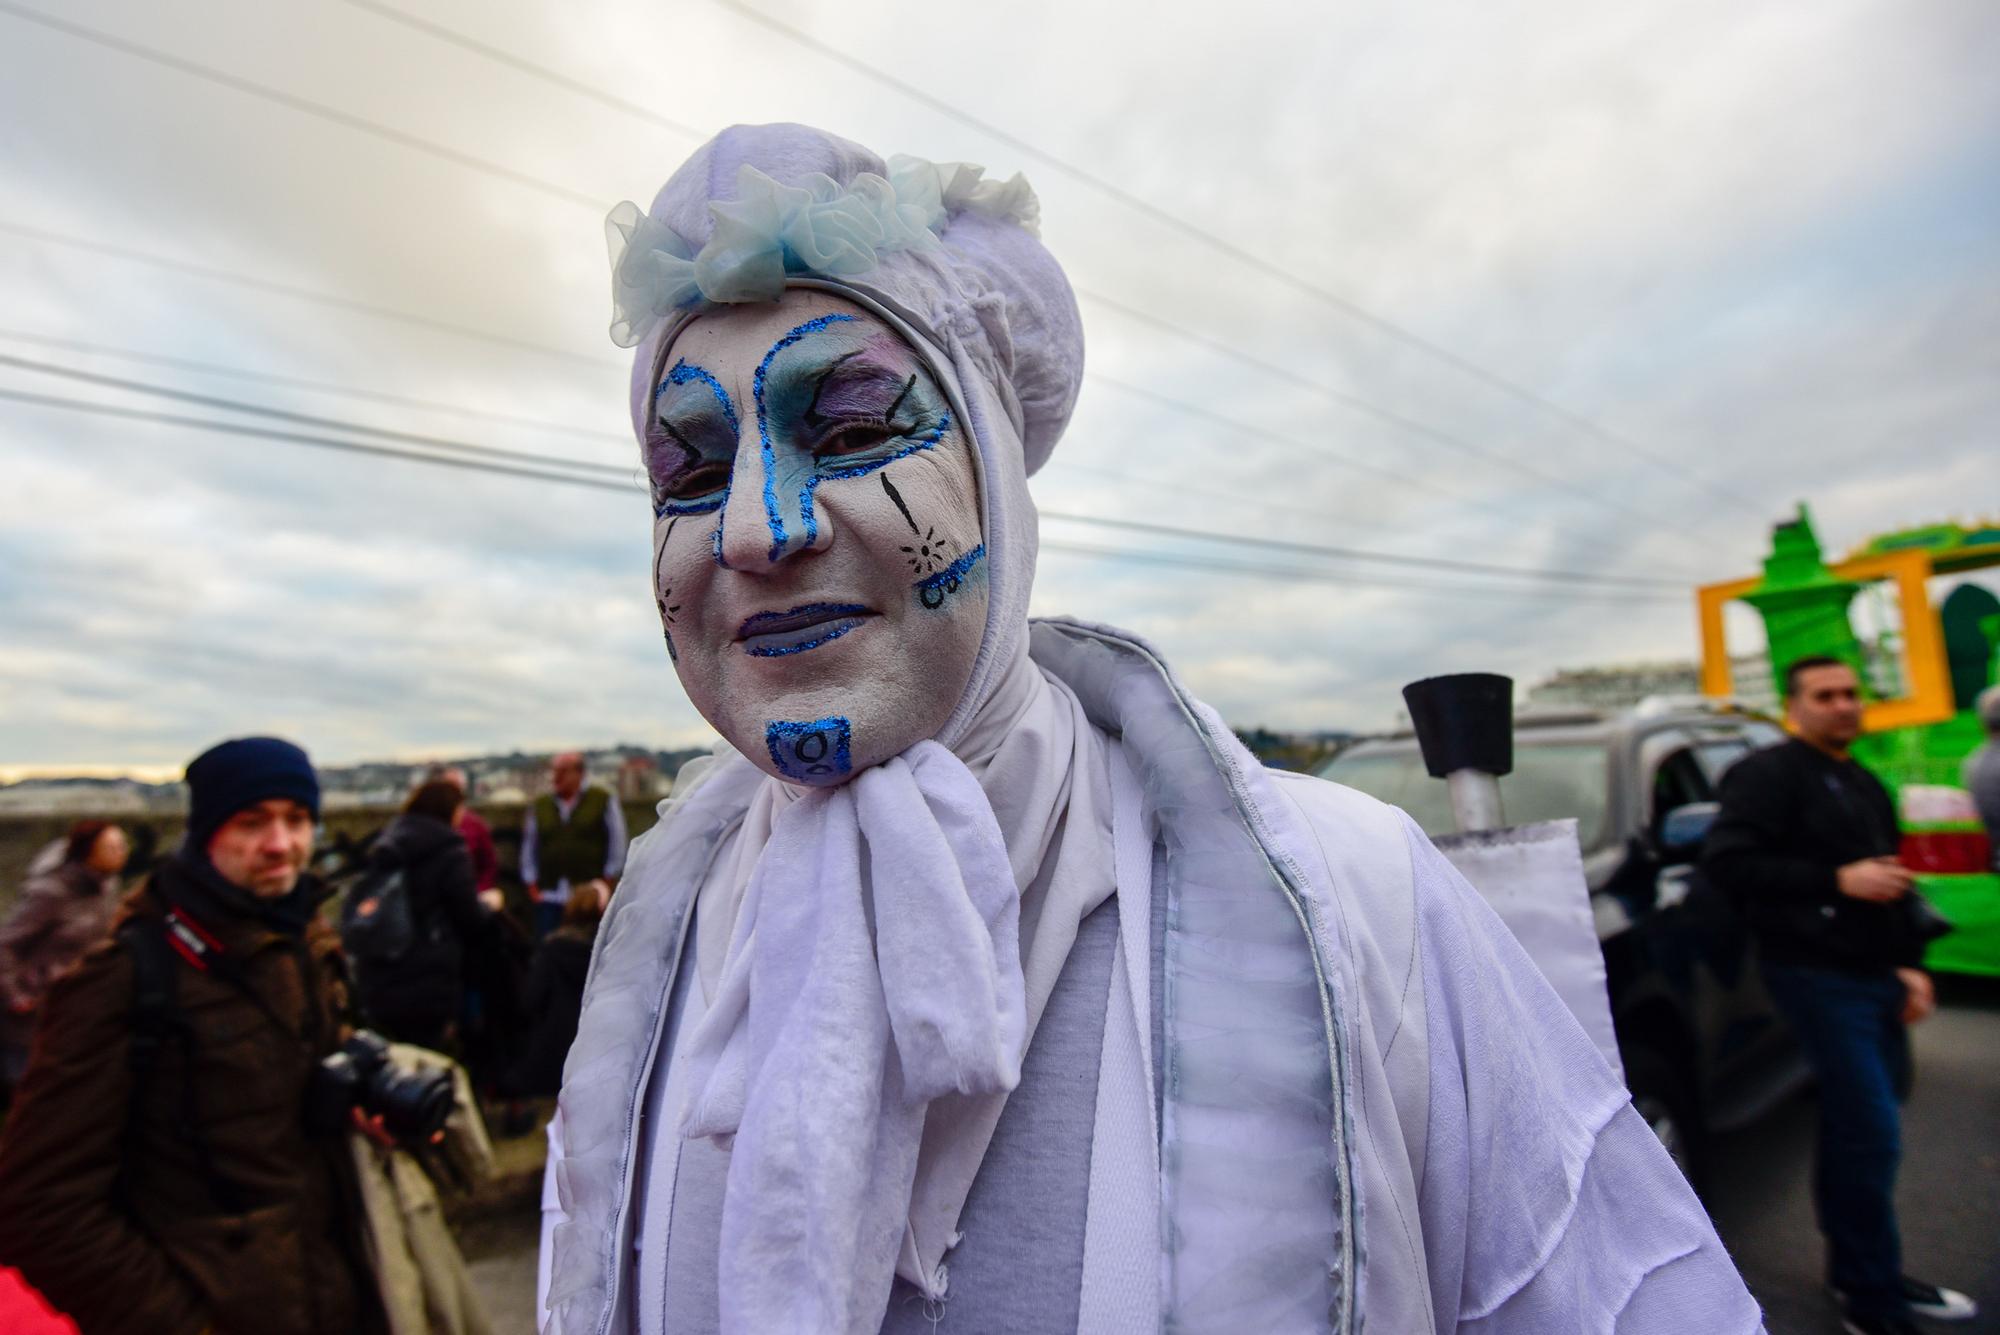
1696, 548, 1954, 732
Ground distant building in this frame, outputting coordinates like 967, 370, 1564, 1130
1527, 655, 1775, 713
1234, 727, 1354, 773
617, 755, 668, 802
0, 778, 181, 815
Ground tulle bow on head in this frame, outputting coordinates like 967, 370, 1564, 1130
608, 123, 1080, 478
606, 156, 1039, 349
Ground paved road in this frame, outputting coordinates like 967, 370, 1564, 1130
466, 980, 2000, 1334
1706, 976, 2000, 1334
461, 1206, 540, 1335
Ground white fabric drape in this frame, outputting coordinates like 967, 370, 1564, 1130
673, 642, 1115, 1333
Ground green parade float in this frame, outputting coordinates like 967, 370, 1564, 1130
1697, 509, 2000, 976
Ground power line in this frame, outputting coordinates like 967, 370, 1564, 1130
249, 1, 1714, 538
0, 0, 601, 211
0, 352, 636, 480
1, 378, 1674, 605
1037, 542, 1682, 606
0, 327, 1455, 543
335, 0, 707, 143
1081, 293, 1670, 528
0, 0, 1717, 574
0, 2, 1716, 546
1041, 458, 1411, 541
0, 365, 1689, 593
1037, 510, 1682, 589
708, 0, 1763, 519
0, 219, 614, 370
0, 0, 1742, 543
0, 221, 1541, 532
0, 326, 631, 446
1, 207, 1719, 587
0, 322, 1404, 541
0, 386, 639, 494
1086, 370, 1516, 523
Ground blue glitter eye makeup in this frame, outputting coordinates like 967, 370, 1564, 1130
651, 358, 740, 516
751, 318, 955, 564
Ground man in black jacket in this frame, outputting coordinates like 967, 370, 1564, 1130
1705, 657, 1975, 1334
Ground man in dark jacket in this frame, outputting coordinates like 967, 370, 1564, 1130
1704, 657, 1975, 1334
0, 737, 385, 1335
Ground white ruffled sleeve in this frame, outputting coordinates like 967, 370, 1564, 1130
1405, 819, 1763, 1333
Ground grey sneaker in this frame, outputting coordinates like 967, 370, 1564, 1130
1830, 1276, 1979, 1324
1898, 1277, 1978, 1322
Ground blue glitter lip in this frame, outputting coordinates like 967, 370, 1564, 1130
738, 602, 873, 657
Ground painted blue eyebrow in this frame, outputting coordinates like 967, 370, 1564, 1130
658, 359, 740, 437
753, 313, 859, 563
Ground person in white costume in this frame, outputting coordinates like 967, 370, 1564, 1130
537, 122, 1763, 1335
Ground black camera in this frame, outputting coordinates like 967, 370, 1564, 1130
306, 1029, 455, 1145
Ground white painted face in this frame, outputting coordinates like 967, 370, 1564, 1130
647, 290, 988, 785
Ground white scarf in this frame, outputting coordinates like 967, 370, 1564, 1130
676, 645, 1115, 1332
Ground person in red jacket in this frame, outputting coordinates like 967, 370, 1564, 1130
424, 765, 499, 894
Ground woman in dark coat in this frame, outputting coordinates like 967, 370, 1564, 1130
0, 821, 128, 1102
352, 780, 490, 1051
504, 883, 603, 1099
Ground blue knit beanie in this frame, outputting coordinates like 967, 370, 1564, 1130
183, 736, 320, 856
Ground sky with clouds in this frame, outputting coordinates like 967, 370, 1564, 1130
0, 0, 1995, 776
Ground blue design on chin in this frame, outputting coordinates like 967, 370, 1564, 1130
914, 543, 986, 610
765, 716, 853, 783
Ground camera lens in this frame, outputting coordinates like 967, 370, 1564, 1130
369, 1064, 456, 1142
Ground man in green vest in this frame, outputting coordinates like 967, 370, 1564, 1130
521, 752, 627, 939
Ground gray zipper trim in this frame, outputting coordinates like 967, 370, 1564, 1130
588, 817, 736, 1335
1055, 622, 1360, 1333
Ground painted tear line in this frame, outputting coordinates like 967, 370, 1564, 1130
777, 408, 951, 564
750, 314, 951, 563
914, 543, 986, 610
754, 314, 858, 563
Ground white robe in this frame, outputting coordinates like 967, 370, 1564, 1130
541, 761, 1760, 1332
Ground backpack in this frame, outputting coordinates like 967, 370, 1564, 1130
119, 915, 242, 1213
340, 864, 417, 967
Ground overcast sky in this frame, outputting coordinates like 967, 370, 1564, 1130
1, 0, 1995, 777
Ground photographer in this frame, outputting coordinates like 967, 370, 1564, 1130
0, 737, 387, 1335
